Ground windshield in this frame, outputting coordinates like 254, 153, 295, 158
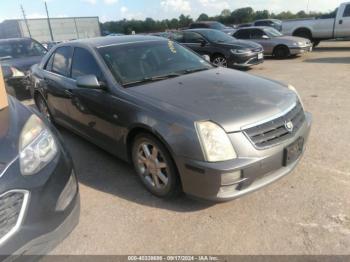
0, 39, 46, 60
199, 30, 236, 43
210, 22, 226, 30
263, 27, 283, 37
99, 40, 213, 87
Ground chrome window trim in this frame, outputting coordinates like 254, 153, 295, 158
0, 190, 30, 246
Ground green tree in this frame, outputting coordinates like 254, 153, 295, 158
197, 13, 209, 21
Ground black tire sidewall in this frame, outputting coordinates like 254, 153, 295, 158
131, 133, 180, 198
274, 46, 290, 59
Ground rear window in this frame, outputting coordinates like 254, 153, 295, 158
0, 39, 46, 60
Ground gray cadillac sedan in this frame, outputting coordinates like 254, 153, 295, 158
234, 27, 312, 58
29, 35, 312, 201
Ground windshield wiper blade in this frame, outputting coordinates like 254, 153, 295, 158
182, 67, 210, 74
124, 73, 182, 87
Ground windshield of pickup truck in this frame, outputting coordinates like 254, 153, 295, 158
99, 40, 213, 87
264, 28, 284, 37
0, 39, 47, 60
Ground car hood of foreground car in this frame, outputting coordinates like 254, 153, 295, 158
0, 96, 31, 168
129, 67, 297, 132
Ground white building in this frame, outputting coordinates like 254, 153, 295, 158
0, 17, 101, 42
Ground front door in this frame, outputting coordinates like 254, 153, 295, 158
335, 4, 350, 38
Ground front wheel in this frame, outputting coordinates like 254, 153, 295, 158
273, 46, 290, 59
131, 134, 181, 199
212, 55, 228, 67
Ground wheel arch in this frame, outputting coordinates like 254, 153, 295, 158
273, 44, 290, 56
293, 27, 313, 39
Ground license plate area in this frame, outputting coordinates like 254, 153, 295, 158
283, 137, 304, 166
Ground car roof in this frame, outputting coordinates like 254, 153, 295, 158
184, 28, 221, 33
191, 21, 219, 24
61, 35, 167, 48
236, 26, 271, 30
255, 19, 281, 22
0, 37, 34, 44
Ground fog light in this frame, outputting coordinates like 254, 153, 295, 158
221, 171, 242, 186
56, 171, 78, 211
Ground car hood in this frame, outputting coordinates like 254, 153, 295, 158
218, 40, 262, 50
129, 68, 297, 132
0, 56, 42, 72
0, 97, 32, 170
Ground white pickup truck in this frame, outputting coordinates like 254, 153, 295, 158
282, 2, 350, 46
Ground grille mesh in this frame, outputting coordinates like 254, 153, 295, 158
0, 192, 25, 240
244, 102, 305, 148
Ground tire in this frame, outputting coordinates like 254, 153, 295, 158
273, 45, 290, 59
313, 40, 320, 48
211, 54, 228, 67
131, 133, 181, 199
36, 94, 53, 123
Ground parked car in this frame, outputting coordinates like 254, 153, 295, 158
233, 27, 312, 58
0, 96, 79, 255
254, 19, 283, 31
189, 21, 236, 35
0, 38, 47, 100
237, 23, 253, 28
170, 29, 264, 68
282, 2, 350, 46
29, 35, 312, 201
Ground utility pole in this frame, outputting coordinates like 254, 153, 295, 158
45, 1, 54, 41
307, 0, 310, 13
20, 5, 32, 38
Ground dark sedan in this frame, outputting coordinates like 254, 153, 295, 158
30, 35, 311, 201
170, 29, 264, 68
0, 38, 47, 100
189, 21, 236, 35
0, 95, 79, 256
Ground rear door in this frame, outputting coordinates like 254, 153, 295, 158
250, 29, 274, 54
42, 46, 73, 124
335, 3, 350, 38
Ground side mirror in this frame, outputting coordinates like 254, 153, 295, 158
76, 75, 102, 89
200, 39, 207, 47
202, 55, 210, 62
262, 35, 269, 39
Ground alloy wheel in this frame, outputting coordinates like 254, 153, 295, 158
136, 142, 169, 190
212, 56, 228, 67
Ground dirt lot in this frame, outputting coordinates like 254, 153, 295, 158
51, 41, 350, 255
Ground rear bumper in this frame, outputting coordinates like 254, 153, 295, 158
176, 112, 312, 202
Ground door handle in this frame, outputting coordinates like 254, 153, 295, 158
339, 20, 343, 25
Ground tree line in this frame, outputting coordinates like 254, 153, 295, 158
101, 7, 333, 35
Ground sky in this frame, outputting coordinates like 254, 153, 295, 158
0, 0, 345, 23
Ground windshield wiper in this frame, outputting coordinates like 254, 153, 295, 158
124, 73, 182, 87
181, 67, 210, 75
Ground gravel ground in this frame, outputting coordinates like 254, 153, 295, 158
51, 41, 350, 255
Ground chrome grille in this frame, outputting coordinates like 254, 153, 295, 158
0, 191, 28, 244
244, 102, 305, 148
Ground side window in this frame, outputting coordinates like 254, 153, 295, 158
71, 47, 103, 81
234, 30, 250, 39
184, 32, 205, 43
171, 32, 185, 43
255, 21, 267, 26
251, 29, 265, 39
44, 53, 55, 71
343, 5, 350, 17
51, 46, 72, 76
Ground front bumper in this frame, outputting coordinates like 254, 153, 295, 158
229, 52, 264, 68
0, 134, 80, 256
289, 45, 313, 55
176, 112, 312, 202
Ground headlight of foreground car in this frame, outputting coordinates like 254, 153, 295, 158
230, 48, 252, 55
288, 84, 305, 108
19, 114, 58, 176
195, 121, 237, 162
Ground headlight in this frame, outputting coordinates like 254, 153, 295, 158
19, 114, 58, 176
288, 84, 304, 109
10, 67, 25, 77
230, 48, 252, 55
195, 121, 237, 162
